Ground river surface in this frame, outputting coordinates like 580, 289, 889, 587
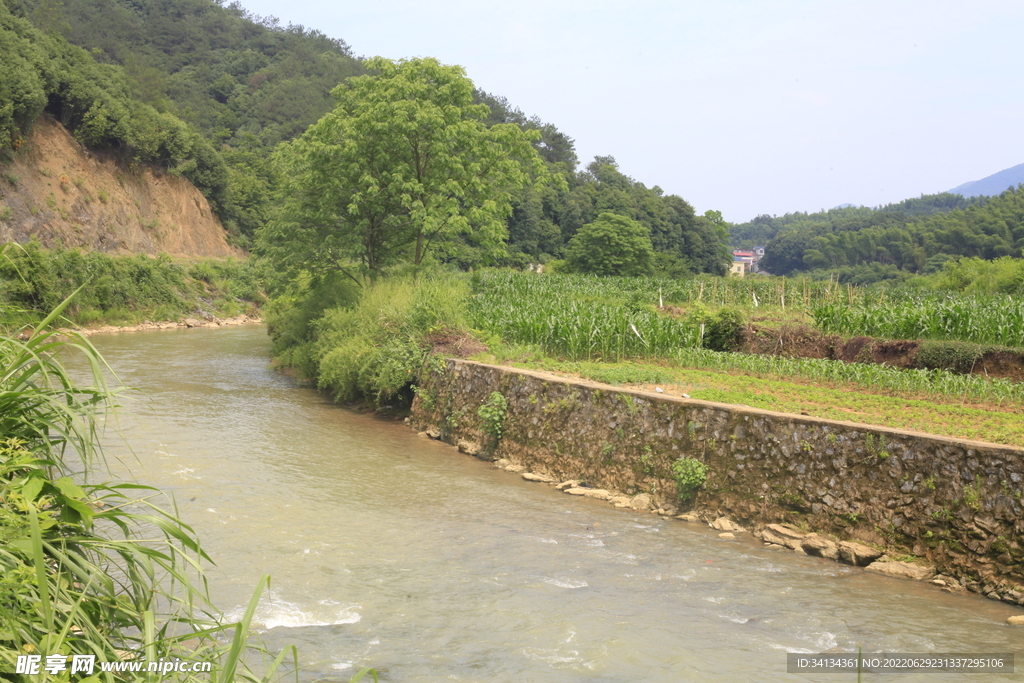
81, 326, 1021, 682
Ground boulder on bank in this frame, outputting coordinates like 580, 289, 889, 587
565, 487, 611, 500
801, 533, 840, 560
457, 439, 481, 456
711, 517, 744, 533
839, 541, 884, 566
865, 560, 936, 582
629, 493, 653, 511
761, 524, 807, 550
522, 472, 555, 483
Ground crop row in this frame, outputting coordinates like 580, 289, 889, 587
672, 348, 1024, 404
469, 271, 1024, 401
471, 270, 883, 311
468, 279, 700, 361
813, 294, 1024, 348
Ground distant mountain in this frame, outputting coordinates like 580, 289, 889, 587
948, 163, 1024, 197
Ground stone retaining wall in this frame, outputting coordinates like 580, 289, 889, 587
410, 359, 1024, 605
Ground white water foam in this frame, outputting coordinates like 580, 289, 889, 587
544, 578, 589, 589
226, 592, 361, 630
521, 648, 583, 664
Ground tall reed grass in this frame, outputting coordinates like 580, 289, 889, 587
0, 278, 296, 681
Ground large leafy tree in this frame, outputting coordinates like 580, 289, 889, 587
564, 212, 654, 277
260, 57, 547, 284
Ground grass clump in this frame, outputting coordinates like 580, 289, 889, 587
478, 391, 508, 440
266, 273, 471, 405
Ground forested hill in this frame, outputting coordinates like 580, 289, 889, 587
732, 188, 1024, 283
2, 0, 364, 241
1, 0, 732, 274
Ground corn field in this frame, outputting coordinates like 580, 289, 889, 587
473, 270, 886, 311
468, 272, 701, 360
813, 294, 1024, 348
467, 271, 1024, 402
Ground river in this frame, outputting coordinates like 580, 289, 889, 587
83, 326, 1020, 681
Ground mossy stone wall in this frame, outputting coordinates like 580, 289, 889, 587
412, 359, 1024, 601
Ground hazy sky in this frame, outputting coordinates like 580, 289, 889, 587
237, 0, 1023, 222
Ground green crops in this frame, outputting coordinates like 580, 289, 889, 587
814, 293, 1024, 348
468, 271, 700, 360
672, 347, 1024, 404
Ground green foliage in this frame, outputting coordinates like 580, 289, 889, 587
927, 256, 1024, 296
0, 1, 236, 216
672, 345, 1024, 403
0, 286, 295, 681
506, 156, 730, 275
703, 308, 746, 352
260, 57, 548, 284
468, 271, 703, 361
813, 291, 1024, 347
916, 340, 991, 373
962, 475, 984, 511
564, 212, 655, 277
574, 363, 672, 386
755, 188, 1024, 278
267, 274, 470, 404
477, 391, 508, 440
0, 242, 263, 324
672, 457, 708, 501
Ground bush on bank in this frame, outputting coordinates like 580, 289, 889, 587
0, 242, 264, 325
265, 272, 470, 405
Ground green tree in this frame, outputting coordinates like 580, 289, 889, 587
564, 212, 654, 276
260, 56, 547, 284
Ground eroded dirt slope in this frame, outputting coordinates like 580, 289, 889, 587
0, 116, 243, 257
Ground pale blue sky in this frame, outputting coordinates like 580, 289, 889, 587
238, 0, 1024, 222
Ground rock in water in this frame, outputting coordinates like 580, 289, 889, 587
864, 561, 935, 581
761, 524, 807, 550
839, 541, 883, 566
565, 487, 611, 500
711, 517, 744, 532
801, 534, 840, 560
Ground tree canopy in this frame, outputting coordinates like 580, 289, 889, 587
5, 0, 730, 271
751, 188, 1024, 281
564, 212, 654, 277
258, 57, 548, 284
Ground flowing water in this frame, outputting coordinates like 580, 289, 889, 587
82, 326, 1020, 681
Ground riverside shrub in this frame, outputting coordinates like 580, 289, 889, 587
266, 274, 471, 404
0, 242, 263, 324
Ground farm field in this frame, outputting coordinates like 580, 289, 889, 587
467, 271, 1024, 446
